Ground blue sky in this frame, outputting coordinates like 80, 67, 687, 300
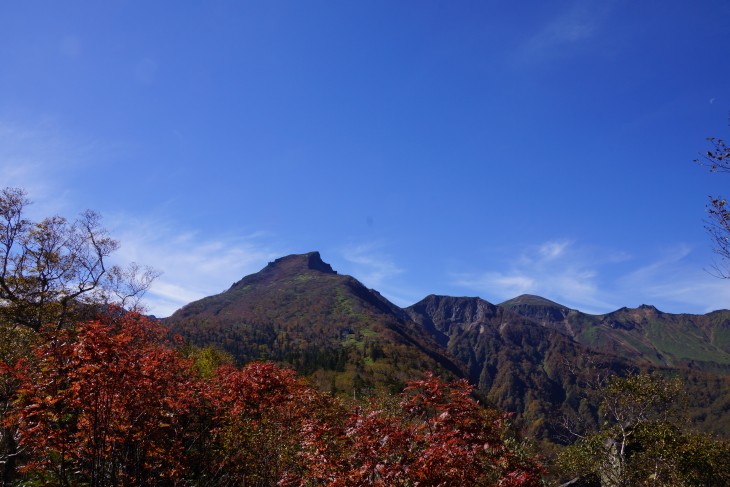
2, 1, 730, 316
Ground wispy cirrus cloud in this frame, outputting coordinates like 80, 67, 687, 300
341, 242, 404, 289
519, 0, 618, 64
0, 120, 70, 211
452, 239, 620, 313
0, 118, 113, 217
0, 118, 279, 317
621, 244, 693, 284
452, 239, 730, 315
109, 213, 280, 317
618, 245, 730, 313
538, 240, 570, 261
337, 241, 429, 307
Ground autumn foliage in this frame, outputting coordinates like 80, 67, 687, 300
201, 361, 333, 485
288, 374, 543, 486
10, 312, 197, 485
1, 310, 542, 486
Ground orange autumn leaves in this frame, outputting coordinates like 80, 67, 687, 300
4, 311, 542, 486
11, 314, 195, 484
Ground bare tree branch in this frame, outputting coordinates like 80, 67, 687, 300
0, 187, 157, 330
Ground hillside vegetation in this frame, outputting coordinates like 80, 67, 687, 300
166, 252, 730, 445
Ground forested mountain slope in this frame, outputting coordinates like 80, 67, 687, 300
165, 252, 464, 395
165, 252, 730, 441
501, 294, 730, 372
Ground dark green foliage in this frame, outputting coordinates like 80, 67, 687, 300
557, 373, 730, 486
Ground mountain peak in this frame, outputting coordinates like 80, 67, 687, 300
612, 304, 661, 315
500, 294, 568, 309
264, 251, 337, 275
637, 304, 658, 311
227, 252, 336, 291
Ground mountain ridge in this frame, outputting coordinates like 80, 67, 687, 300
164, 251, 730, 441
167, 251, 730, 375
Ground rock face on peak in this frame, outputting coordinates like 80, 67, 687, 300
266, 251, 337, 275
406, 295, 499, 347
229, 252, 335, 292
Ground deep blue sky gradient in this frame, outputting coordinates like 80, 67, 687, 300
2, 1, 730, 315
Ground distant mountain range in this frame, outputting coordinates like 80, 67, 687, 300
500, 294, 730, 372
165, 252, 730, 443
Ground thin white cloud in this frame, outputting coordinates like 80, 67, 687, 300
540, 8, 598, 43
109, 213, 279, 317
494, 274, 536, 293
0, 121, 65, 203
453, 272, 535, 298
146, 281, 207, 311
539, 240, 571, 260
520, 1, 617, 63
618, 245, 730, 313
0, 118, 278, 317
0, 118, 109, 217
453, 239, 730, 315
636, 278, 730, 313
452, 240, 618, 313
341, 242, 405, 289
336, 241, 432, 306
621, 244, 692, 284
